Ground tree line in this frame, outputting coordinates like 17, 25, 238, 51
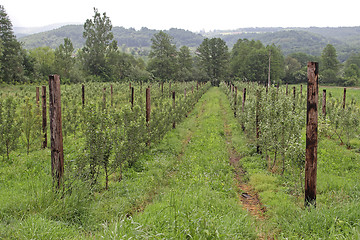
1, 5, 359, 86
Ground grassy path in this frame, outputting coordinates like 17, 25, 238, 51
98, 87, 258, 239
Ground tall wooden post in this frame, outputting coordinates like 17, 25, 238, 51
172, 91, 176, 129
41, 86, 47, 149
146, 87, 151, 146
146, 87, 151, 123
36, 87, 40, 106
82, 84, 85, 107
48, 75, 64, 189
242, 88, 246, 131
234, 86, 238, 117
131, 87, 134, 110
305, 62, 319, 207
343, 88, 346, 109
322, 89, 326, 117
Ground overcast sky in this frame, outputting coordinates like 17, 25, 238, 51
2, 0, 359, 32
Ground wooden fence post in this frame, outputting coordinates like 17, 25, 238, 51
343, 87, 346, 109
242, 88, 246, 131
146, 87, 151, 123
234, 86, 238, 117
172, 91, 176, 129
103, 87, 106, 110
82, 84, 85, 107
36, 87, 40, 106
48, 75, 64, 189
41, 86, 47, 149
305, 62, 319, 207
322, 89, 326, 118
131, 87, 134, 110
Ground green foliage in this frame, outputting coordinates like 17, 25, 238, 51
54, 38, 75, 80
147, 31, 178, 81
20, 97, 41, 155
81, 8, 117, 80
29, 47, 55, 81
321, 44, 340, 84
196, 37, 230, 82
0, 97, 21, 161
0, 5, 24, 83
230, 39, 284, 85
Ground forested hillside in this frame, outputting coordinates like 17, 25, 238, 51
18, 25, 204, 51
18, 25, 360, 61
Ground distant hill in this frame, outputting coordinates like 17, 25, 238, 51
18, 25, 204, 51
18, 25, 360, 62
14, 23, 79, 38
206, 27, 360, 61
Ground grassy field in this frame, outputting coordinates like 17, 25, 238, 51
0, 85, 359, 239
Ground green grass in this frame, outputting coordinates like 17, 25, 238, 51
96, 87, 256, 239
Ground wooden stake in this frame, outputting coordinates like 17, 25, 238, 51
82, 84, 85, 107
343, 88, 346, 109
268, 49, 271, 88
36, 87, 40, 106
172, 91, 176, 129
131, 87, 134, 110
41, 86, 47, 149
48, 75, 64, 189
242, 88, 246, 131
146, 87, 151, 123
322, 89, 326, 117
305, 62, 319, 208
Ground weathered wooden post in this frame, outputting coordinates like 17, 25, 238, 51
293, 86, 296, 111
130, 87, 134, 110
322, 89, 326, 118
103, 87, 106, 110
172, 91, 176, 129
234, 86, 238, 117
146, 87, 151, 123
82, 84, 85, 107
305, 62, 319, 208
36, 87, 40, 106
169, 82, 172, 98
146, 87, 151, 146
41, 86, 47, 149
343, 87, 346, 109
242, 88, 246, 131
48, 75, 64, 189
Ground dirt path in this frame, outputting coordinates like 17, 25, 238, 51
219, 97, 270, 239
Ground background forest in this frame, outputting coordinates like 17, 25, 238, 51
1, 5, 360, 87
